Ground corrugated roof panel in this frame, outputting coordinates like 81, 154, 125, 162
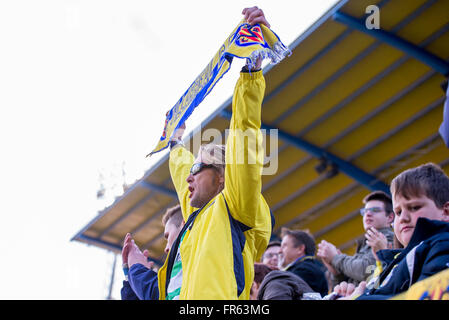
108, 194, 169, 235
355, 106, 446, 169
90, 187, 151, 231
261, 146, 308, 188
426, 29, 449, 57
263, 31, 376, 124
380, 141, 449, 184
330, 74, 445, 157
280, 45, 405, 134
264, 20, 348, 96
135, 219, 164, 245
273, 173, 355, 227
368, 0, 429, 31
263, 158, 322, 207
316, 215, 365, 248
396, 0, 449, 43
304, 59, 433, 145
340, 0, 384, 17
144, 162, 171, 185
300, 187, 366, 234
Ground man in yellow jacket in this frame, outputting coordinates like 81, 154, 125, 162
157, 7, 272, 300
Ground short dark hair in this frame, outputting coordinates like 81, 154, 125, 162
281, 228, 316, 256
263, 241, 281, 260
265, 241, 281, 250
363, 190, 393, 215
162, 204, 183, 228
390, 162, 449, 209
253, 263, 274, 285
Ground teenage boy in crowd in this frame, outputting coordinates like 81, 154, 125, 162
334, 163, 449, 300
317, 191, 395, 288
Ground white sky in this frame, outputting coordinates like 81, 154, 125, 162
0, 0, 338, 299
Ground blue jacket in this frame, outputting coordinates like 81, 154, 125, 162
120, 264, 159, 300
357, 217, 449, 300
121, 281, 138, 300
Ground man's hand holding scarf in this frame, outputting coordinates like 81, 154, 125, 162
148, 6, 290, 156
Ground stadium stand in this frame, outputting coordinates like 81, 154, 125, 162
72, 0, 449, 281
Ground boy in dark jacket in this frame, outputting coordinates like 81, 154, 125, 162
334, 163, 449, 300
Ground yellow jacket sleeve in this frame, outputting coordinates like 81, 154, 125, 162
223, 70, 266, 228
169, 146, 196, 222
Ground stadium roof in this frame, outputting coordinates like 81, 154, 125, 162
72, 0, 449, 265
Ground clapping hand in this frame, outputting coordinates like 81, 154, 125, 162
317, 240, 342, 276
365, 227, 389, 260
122, 233, 155, 270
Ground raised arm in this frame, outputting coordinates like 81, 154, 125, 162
168, 124, 196, 221
222, 68, 265, 227
222, 7, 269, 228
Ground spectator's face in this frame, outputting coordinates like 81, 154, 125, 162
262, 245, 280, 269
362, 200, 393, 231
393, 194, 449, 247
279, 235, 304, 268
186, 156, 224, 208
164, 220, 184, 254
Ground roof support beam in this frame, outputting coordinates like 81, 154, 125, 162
77, 234, 123, 252
220, 110, 390, 194
332, 11, 449, 76
97, 194, 155, 238
97, 179, 175, 239
140, 181, 177, 198
76, 234, 165, 266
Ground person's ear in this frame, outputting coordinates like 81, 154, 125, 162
387, 212, 394, 225
298, 244, 306, 256
218, 172, 225, 188
442, 202, 449, 222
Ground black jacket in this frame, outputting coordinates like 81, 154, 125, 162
358, 217, 449, 300
285, 256, 329, 297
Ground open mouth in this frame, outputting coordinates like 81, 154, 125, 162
188, 186, 194, 198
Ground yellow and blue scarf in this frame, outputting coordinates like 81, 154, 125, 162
148, 20, 290, 156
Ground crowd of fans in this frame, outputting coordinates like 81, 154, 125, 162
121, 161, 449, 300
118, 6, 449, 301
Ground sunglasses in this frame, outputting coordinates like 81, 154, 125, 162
360, 206, 384, 216
190, 162, 216, 176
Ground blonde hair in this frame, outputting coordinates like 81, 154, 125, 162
161, 204, 183, 227
199, 144, 226, 175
